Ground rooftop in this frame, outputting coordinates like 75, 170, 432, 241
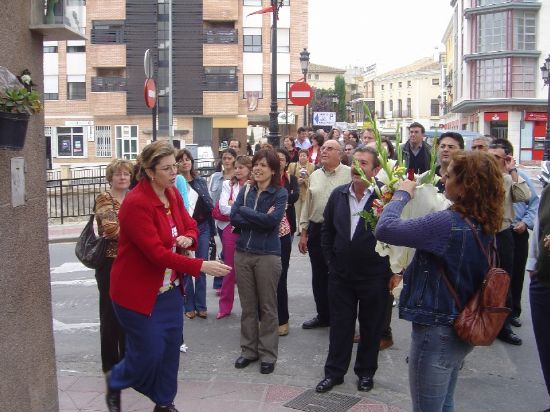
308, 63, 346, 74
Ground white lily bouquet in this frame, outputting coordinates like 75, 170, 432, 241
355, 104, 450, 273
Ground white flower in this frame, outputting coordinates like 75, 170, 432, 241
21, 74, 31, 85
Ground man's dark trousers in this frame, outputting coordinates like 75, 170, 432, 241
511, 229, 529, 318
324, 275, 388, 379
307, 222, 330, 323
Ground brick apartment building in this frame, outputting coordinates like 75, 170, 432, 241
44, 0, 308, 168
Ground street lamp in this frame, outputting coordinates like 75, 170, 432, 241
541, 55, 550, 161
267, 0, 281, 148
300, 48, 310, 127
331, 94, 339, 120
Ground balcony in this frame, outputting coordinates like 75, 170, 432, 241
90, 92, 127, 116
204, 0, 238, 21
203, 92, 239, 116
30, 0, 86, 41
91, 77, 128, 92
464, 0, 540, 17
89, 44, 126, 68
203, 43, 239, 66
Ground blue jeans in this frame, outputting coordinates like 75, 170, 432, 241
409, 323, 473, 412
184, 221, 209, 312
530, 278, 550, 398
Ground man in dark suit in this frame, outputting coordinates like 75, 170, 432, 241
315, 146, 392, 393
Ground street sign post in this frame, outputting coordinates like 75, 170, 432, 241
288, 81, 313, 106
313, 112, 336, 127
144, 49, 157, 141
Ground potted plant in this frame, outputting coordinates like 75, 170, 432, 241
0, 70, 42, 150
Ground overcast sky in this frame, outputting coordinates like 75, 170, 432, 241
308, 1, 454, 74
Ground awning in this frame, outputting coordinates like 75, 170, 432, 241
213, 116, 248, 128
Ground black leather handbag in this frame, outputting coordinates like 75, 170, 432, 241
75, 194, 115, 269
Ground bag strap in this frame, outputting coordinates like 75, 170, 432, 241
106, 191, 119, 224
464, 217, 496, 267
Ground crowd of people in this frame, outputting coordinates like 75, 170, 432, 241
91, 124, 550, 412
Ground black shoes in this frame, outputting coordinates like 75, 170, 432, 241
235, 356, 258, 369
302, 316, 330, 329
105, 371, 121, 412
357, 376, 374, 392
315, 377, 344, 393
510, 316, 522, 327
153, 405, 179, 412
260, 362, 275, 374
497, 329, 523, 346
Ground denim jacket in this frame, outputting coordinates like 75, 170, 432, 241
230, 184, 288, 256
399, 212, 492, 326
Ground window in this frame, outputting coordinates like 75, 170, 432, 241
44, 74, 59, 100
67, 45, 86, 53
243, 28, 262, 52
389, 83, 393, 89
474, 58, 506, 98
44, 45, 58, 53
314, 74, 319, 80
432, 78, 440, 85
511, 57, 536, 97
276, 28, 290, 53
389, 100, 393, 112
430, 99, 439, 116
379, 101, 384, 118
407, 80, 412, 87
513, 11, 536, 51
91, 20, 125, 44
95, 126, 112, 157
243, 74, 263, 98
381, 84, 384, 90
204, 22, 237, 44
67, 75, 86, 100
57, 127, 85, 157
308, 74, 311, 79
398, 82, 402, 88
115, 125, 139, 160
397, 99, 403, 117
244, 0, 261, 5
204, 66, 238, 91
476, 12, 506, 53
277, 74, 289, 99
406, 98, 412, 117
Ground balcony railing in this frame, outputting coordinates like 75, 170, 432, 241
204, 29, 238, 44
30, 0, 86, 41
91, 77, 128, 92
204, 76, 238, 92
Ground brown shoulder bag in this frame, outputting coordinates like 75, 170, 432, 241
440, 219, 511, 346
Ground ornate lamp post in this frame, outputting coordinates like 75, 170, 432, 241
300, 48, 310, 127
541, 55, 550, 161
267, 0, 281, 147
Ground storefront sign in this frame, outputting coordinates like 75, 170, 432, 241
525, 112, 548, 122
484, 112, 508, 122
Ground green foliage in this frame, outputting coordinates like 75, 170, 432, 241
334, 75, 346, 121
0, 87, 42, 115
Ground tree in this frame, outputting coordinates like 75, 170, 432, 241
248, 128, 255, 146
334, 75, 346, 122
310, 87, 335, 113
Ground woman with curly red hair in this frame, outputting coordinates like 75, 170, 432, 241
376, 151, 504, 412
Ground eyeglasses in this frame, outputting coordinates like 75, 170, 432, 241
156, 163, 180, 173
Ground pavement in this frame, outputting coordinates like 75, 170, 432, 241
48, 168, 549, 412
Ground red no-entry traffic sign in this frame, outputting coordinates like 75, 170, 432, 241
289, 81, 313, 106
144, 78, 156, 109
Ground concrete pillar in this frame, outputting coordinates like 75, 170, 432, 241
508, 111, 522, 158
0, 1, 59, 411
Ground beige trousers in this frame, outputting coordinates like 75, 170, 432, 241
235, 250, 281, 363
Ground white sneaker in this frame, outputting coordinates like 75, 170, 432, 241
179, 343, 188, 353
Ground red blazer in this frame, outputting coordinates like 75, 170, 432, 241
110, 178, 202, 315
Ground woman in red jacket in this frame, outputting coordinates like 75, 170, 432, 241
105, 141, 230, 412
